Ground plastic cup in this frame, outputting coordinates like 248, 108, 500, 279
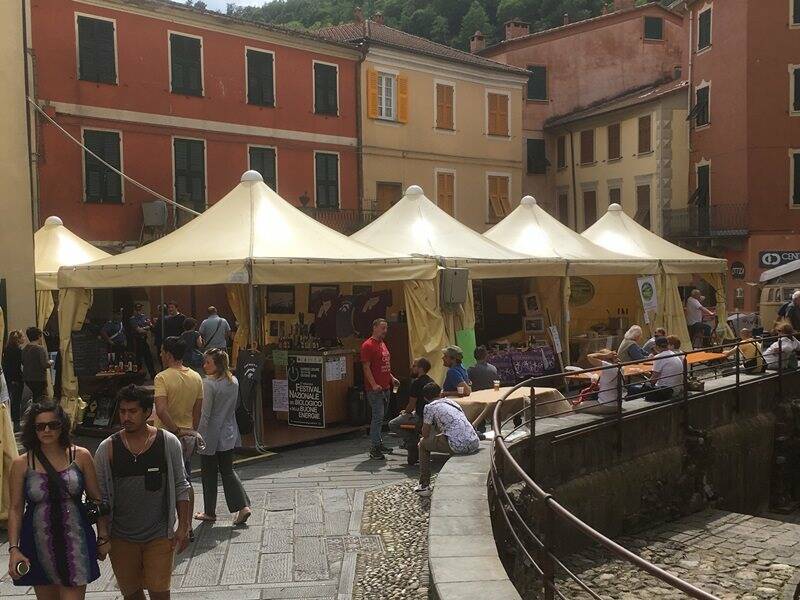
493, 380, 501, 391
457, 385, 466, 397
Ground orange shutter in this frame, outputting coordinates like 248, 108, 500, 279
488, 175, 510, 219
498, 176, 510, 213
366, 68, 378, 119
397, 74, 409, 123
497, 94, 509, 136
487, 94, 497, 135
436, 84, 453, 130
437, 172, 455, 215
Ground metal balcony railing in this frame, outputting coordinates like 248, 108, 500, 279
490, 334, 799, 600
662, 203, 748, 239
297, 205, 383, 234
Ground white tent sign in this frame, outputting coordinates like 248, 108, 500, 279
637, 275, 658, 314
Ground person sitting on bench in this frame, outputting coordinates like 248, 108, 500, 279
388, 357, 434, 466
628, 337, 684, 402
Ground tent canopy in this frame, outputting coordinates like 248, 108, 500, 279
351, 186, 564, 278
35, 216, 111, 290
582, 204, 726, 274
58, 172, 438, 289
760, 259, 800, 283
485, 196, 657, 275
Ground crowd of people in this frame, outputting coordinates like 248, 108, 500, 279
6, 338, 251, 599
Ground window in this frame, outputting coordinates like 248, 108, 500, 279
315, 152, 339, 209
487, 93, 509, 137
608, 187, 621, 206
314, 62, 338, 116
607, 123, 621, 160
249, 146, 277, 191
377, 72, 395, 120
368, 70, 407, 123
557, 192, 569, 226
170, 33, 202, 96
527, 139, 548, 175
794, 0, 800, 25
690, 85, 710, 126
246, 49, 274, 107
436, 171, 455, 216
83, 129, 121, 203
638, 115, 652, 154
583, 190, 597, 230
77, 15, 116, 84
527, 65, 547, 100
698, 8, 712, 50
580, 129, 595, 164
697, 164, 710, 205
644, 16, 664, 40
793, 66, 800, 113
173, 138, 205, 211
792, 152, 800, 207
487, 175, 511, 221
436, 83, 454, 130
557, 135, 566, 169
635, 184, 651, 229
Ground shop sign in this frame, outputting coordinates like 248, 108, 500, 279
287, 354, 325, 428
637, 275, 658, 314
759, 251, 800, 269
569, 277, 595, 306
731, 261, 745, 279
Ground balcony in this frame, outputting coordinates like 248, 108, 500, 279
298, 204, 384, 234
662, 203, 748, 240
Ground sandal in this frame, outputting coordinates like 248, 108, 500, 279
194, 512, 216, 522
233, 508, 252, 526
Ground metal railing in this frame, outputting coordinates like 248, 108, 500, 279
489, 334, 798, 600
662, 203, 748, 239
297, 206, 384, 234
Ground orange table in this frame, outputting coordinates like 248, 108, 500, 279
565, 352, 728, 384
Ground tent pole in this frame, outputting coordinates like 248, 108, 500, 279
160, 287, 165, 350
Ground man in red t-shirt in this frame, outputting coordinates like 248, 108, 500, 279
360, 318, 399, 460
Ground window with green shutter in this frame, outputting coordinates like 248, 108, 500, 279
247, 49, 275, 107
698, 9, 711, 50
83, 130, 122, 204
314, 63, 338, 115
249, 147, 277, 191
795, 0, 800, 25
527, 139, 548, 175
315, 153, 339, 209
695, 86, 710, 126
794, 67, 800, 112
793, 153, 800, 206
643, 16, 663, 41
77, 16, 116, 84
174, 138, 205, 211
170, 33, 202, 96
527, 65, 547, 101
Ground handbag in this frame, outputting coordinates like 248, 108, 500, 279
35, 448, 109, 525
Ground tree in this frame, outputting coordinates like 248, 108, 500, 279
458, 1, 492, 49
496, 0, 532, 27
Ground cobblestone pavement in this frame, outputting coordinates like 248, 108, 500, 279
0, 433, 443, 600
556, 509, 800, 599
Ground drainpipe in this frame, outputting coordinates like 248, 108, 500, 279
686, 1, 693, 153
355, 43, 366, 214
22, 0, 39, 228
568, 128, 579, 230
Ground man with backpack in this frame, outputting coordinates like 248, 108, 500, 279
782, 291, 800, 332
198, 306, 231, 351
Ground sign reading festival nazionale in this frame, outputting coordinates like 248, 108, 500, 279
287, 354, 325, 428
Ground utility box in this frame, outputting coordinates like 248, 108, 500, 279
440, 268, 469, 305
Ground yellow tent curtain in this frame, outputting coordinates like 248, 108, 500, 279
655, 273, 692, 351
0, 402, 19, 520
226, 284, 250, 367
58, 288, 93, 423
704, 272, 735, 339
36, 290, 55, 330
403, 279, 450, 384
0, 307, 4, 365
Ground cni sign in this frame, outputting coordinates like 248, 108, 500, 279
759, 251, 800, 269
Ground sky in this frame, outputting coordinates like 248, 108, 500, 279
203, 0, 264, 11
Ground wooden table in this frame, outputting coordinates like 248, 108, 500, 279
565, 352, 729, 384
449, 386, 570, 426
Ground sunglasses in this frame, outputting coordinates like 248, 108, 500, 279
35, 420, 63, 432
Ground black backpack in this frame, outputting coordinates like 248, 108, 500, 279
778, 301, 791, 318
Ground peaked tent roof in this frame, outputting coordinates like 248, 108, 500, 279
58, 172, 437, 289
351, 186, 564, 278
582, 203, 726, 274
35, 216, 112, 290
484, 196, 657, 275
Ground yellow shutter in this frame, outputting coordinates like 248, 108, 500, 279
397, 74, 409, 123
366, 68, 378, 119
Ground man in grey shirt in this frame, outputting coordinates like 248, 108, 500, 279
467, 346, 499, 391
94, 384, 190, 599
198, 306, 231, 350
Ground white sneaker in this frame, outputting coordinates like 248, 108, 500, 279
413, 483, 432, 497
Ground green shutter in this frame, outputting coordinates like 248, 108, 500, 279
171, 34, 202, 96
78, 16, 116, 84
795, 0, 800, 24
794, 68, 800, 112
314, 64, 338, 115
249, 147, 276, 190
315, 153, 338, 208
174, 138, 205, 210
696, 87, 709, 126
697, 165, 710, 206
794, 154, 800, 206
247, 50, 274, 107
527, 139, 547, 175
698, 10, 711, 49
527, 66, 547, 101
644, 17, 663, 41
83, 130, 121, 203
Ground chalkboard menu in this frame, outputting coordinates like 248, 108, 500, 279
287, 354, 325, 428
71, 330, 106, 376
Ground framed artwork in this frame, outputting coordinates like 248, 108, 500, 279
309, 284, 340, 311
268, 320, 286, 338
523, 293, 541, 315
266, 285, 295, 314
523, 316, 545, 334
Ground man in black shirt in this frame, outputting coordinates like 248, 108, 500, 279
164, 301, 187, 340
388, 357, 433, 466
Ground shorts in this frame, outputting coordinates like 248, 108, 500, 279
109, 537, 174, 596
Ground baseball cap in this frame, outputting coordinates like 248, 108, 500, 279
442, 345, 463, 360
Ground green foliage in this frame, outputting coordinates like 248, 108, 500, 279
223, 0, 635, 50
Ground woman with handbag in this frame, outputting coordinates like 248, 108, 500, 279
193, 348, 251, 525
6, 402, 105, 598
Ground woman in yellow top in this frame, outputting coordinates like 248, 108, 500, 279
724, 328, 763, 373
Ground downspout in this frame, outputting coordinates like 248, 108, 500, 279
686, 1, 693, 153
355, 43, 366, 213
568, 128, 579, 230
22, 0, 38, 228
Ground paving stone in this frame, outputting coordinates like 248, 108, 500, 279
295, 503, 323, 524
267, 490, 296, 511
265, 509, 295, 529
264, 528, 293, 553
293, 537, 330, 581
258, 553, 292, 583
231, 524, 264, 544
260, 584, 338, 599
220, 541, 261, 585
323, 511, 351, 535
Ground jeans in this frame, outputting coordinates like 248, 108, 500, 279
200, 450, 250, 515
25, 380, 46, 403
419, 432, 453, 487
368, 389, 389, 448
135, 336, 156, 379
389, 412, 421, 462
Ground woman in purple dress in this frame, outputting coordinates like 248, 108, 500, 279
7, 402, 105, 599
